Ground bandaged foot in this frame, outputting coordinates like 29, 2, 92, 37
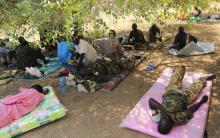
151, 109, 161, 123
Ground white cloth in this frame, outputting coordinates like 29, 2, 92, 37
25, 67, 43, 77
76, 39, 97, 64
169, 41, 215, 56
150, 110, 161, 123
77, 84, 88, 92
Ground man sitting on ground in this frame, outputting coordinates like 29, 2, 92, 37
96, 30, 123, 56
149, 24, 162, 43
149, 65, 216, 134
128, 23, 146, 46
0, 84, 48, 128
16, 36, 48, 70
171, 26, 197, 50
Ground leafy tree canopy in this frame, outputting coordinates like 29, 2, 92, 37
0, 0, 219, 43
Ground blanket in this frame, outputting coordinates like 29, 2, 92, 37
169, 42, 214, 56
15, 58, 62, 80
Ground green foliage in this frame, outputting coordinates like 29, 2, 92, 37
0, 0, 220, 45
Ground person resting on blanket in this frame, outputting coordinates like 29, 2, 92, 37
0, 84, 48, 128
149, 24, 162, 43
127, 23, 146, 46
170, 26, 197, 51
149, 65, 216, 134
74, 37, 97, 70
16, 36, 49, 70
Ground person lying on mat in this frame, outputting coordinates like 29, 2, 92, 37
0, 84, 48, 128
149, 65, 216, 134
74, 37, 97, 70
128, 23, 146, 46
170, 26, 197, 50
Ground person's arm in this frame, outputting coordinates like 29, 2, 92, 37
173, 34, 179, 45
188, 95, 208, 114
77, 53, 84, 70
188, 34, 198, 43
128, 31, 133, 43
149, 98, 172, 117
140, 31, 146, 43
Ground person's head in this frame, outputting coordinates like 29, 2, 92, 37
152, 24, 157, 28
194, 6, 198, 10
31, 84, 49, 95
18, 36, 28, 46
158, 115, 174, 135
178, 26, 185, 33
109, 30, 116, 38
73, 37, 80, 45
132, 23, 138, 30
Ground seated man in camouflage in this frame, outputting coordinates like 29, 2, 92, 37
149, 65, 216, 134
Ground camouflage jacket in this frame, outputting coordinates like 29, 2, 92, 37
162, 91, 193, 125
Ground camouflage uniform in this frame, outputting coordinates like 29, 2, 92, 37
71, 55, 135, 92
89, 55, 135, 78
162, 66, 206, 125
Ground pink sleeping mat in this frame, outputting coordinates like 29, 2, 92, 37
120, 68, 213, 138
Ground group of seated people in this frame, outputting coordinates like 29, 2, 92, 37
0, 23, 197, 74
122, 23, 162, 47
0, 25, 196, 74
0, 37, 49, 70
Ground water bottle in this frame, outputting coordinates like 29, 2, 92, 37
59, 77, 67, 95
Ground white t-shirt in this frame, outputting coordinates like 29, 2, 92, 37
76, 39, 97, 64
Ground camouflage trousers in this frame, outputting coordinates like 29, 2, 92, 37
165, 66, 206, 103
88, 55, 135, 76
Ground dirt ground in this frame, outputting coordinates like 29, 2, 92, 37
1, 22, 220, 138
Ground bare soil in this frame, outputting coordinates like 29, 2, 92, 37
1, 22, 220, 138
